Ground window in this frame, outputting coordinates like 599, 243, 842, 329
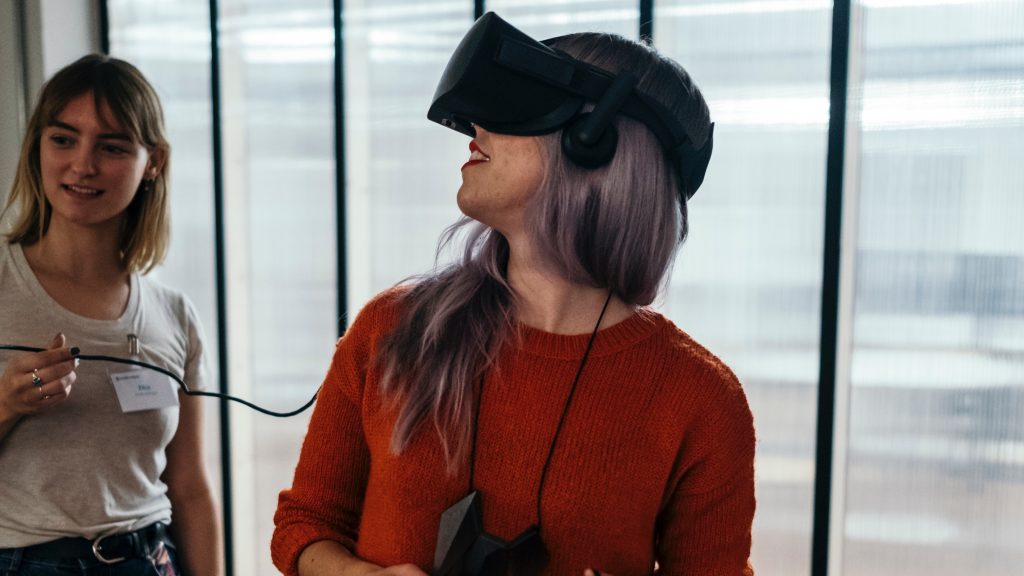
105, 1, 1024, 573
344, 0, 471, 311
107, 0, 223, 505
216, 1, 336, 573
839, 1, 1024, 574
656, 2, 833, 574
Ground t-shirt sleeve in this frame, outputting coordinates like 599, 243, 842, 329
656, 365, 757, 576
182, 298, 210, 392
270, 293, 393, 576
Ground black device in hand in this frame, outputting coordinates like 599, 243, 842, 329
433, 491, 550, 576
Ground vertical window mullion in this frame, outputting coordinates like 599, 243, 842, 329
812, 0, 853, 575
98, 0, 110, 54
207, 0, 235, 573
640, 0, 652, 41
335, 0, 347, 336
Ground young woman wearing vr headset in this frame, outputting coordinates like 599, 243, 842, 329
274, 13, 755, 576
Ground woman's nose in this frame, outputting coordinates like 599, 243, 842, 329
70, 147, 98, 177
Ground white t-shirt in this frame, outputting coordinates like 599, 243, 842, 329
0, 240, 209, 547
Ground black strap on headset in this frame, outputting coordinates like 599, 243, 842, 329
574, 71, 636, 146
495, 36, 713, 198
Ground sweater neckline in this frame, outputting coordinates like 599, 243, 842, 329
512, 307, 662, 360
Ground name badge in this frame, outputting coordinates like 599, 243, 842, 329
110, 370, 179, 413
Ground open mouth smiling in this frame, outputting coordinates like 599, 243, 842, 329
462, 140, 491, 171
62, 183, 102, 197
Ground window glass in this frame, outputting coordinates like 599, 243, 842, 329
108, 2, 1024, 574
488, 0, 638, 39
215, 0, 336, 573
842, 1, 1024, 574
107, 0, 223, 516
344, 0, 472, 312
656, 2, 834, 574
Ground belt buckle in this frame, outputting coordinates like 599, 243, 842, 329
91, 533, 127, 565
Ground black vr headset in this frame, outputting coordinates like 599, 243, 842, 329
428, 12, 714, 200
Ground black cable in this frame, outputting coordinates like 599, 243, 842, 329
465, 290, 613, 537
0, 345, 318, 417
534, 290, 612, 530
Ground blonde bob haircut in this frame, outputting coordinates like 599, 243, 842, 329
2, 54, 171, 274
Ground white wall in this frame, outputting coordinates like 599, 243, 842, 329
0, 1, 27, 205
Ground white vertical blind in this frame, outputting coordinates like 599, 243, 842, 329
344, 0, 470, 313
106, 1, 1024, 574
107, 0, 223, 528
487, 0, 639, 38
214, 1, 337, 573
656, 1, 833, 575
841, 1, 1024, 575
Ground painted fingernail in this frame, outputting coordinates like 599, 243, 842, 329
74, 358, 80, 368
70, 347, 80, 357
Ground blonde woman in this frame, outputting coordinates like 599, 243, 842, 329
0, 55, 222, 576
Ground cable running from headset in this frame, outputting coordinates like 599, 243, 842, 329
0, 344, 317, 417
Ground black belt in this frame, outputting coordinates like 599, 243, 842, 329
7, 522, 169, 564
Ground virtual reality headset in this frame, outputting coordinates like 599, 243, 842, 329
428, 12, 714, 199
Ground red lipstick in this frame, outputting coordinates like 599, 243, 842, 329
461, 140, 490, 171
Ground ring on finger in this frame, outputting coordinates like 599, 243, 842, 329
31, 369, 43, 388
39, 386, 46, 400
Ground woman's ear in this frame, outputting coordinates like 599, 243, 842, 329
145, 146, 168, 180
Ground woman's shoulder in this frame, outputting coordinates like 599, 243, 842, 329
359, 284, 412, 315
0, 239, 25, 312
0, 240, 36, 301
0, 238, 16, 278
644, 313, 755, 471
0, 237, 23, 271
660, 315, 739, 380
343, 285, 413, 341
643, 310, 747, 407
135, 273, 203, 328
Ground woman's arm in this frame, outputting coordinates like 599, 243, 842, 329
272, 337, 373, 574
273, 291, 413, 575
163, 392, 224, 576
298, 540, 426, 576
656, 373, 757, 576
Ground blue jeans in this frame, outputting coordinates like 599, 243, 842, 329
0, 541, 179, 576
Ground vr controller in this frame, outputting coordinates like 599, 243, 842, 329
433, 492, 550, 576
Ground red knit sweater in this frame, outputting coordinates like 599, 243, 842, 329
272, 291, 756, 575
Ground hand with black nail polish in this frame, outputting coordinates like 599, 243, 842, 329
0, 333, 79, 439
